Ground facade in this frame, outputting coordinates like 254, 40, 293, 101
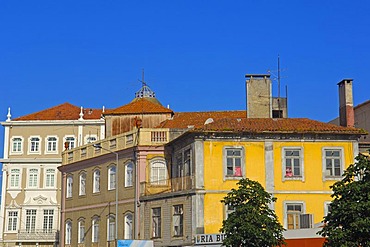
0, 103, 104, 246
141, 117, 363, 247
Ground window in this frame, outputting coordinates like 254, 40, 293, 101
107, 215, 115, 241
324, 202, 332, 217
65, 221, 72, 245
152, 207, 161, 238
7, 211, 18, 231
26, 209, 36, 233
45, 169, 55, 188
108, 166, 116, 190
85, 135, 97, 144
67, 175, 73, 198
174, 148, 191, 178
43, 210, 54, 233
29, 137, 40, 153
283, 148, 303, 179
65, 136, 75, 150
124, 213, 133, 239
92, 217, 100, 243
285, 203, 313, 230
173, 205, 183, 237
225, 204, 235, 220
46, 136, 57, 152
150, 159, 167, 185
11, 137, 22, 153
324, 149, 343, 178
93, 170, 100, 193
224, 147, 244, 178
78, 219, 85, 243
125, 163, 133, 187
79, 172, 86, 196
28, 169, 38, 188
10, 169, 20, 188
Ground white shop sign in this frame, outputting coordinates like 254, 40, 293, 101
195, 234, 226, 245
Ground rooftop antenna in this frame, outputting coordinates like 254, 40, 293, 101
139, 68, 146, 87
278, 55, 281, 98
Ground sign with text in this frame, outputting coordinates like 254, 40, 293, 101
195, 234, 226, 245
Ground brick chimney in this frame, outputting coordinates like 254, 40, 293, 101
338, 79, 355, 127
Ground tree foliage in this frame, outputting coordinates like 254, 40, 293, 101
220, 178, 285, 247
318, 154, 370, 246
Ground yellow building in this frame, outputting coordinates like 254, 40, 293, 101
141, 116, 364, 246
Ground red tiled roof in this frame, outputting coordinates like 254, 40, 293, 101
194, 117, 366, 134
14, 103, 103, 121
156, 111, 247, 128
104, 98, 173, 115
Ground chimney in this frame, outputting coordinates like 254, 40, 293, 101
245, 74, 272, 118
338, 79, 354, 127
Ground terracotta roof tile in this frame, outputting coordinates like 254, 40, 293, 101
14, 103, 103, 121
194, 117, 366, 134
104, 98, 173, 115
156, 111, 247, 128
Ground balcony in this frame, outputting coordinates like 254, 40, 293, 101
18, 229, 59, 242
62, 128, 171, 165
141, 175, 195, 196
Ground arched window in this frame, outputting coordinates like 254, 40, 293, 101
92, 217, 100, 243
93, 169, 100, 193
150, 159, 167, 185
125, 163, 133, 187
79, 172, 86, 196
67, 175, 73, 198
65, 221, 72, 245
124, 213, 133, 239
28, 169, 38, 188
108, 166, 116, 190
78, 219, 85, 243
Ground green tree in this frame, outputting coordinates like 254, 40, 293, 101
318, 153, 370, 246
220, 178, 285, 247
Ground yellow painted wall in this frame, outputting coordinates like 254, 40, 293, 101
201, 139, 356, 234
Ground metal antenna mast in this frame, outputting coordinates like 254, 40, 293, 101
278, 55, 281, 98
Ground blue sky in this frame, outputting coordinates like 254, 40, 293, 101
1, 1, 370, 156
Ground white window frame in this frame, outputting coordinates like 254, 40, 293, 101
6, 210, 19, 232
108, 165, 116, 190
9, 168, 21, 188
79, 172, 86, 196
92, 217, 100, 243
124, 213, 133, 240
64, 135, 76, 150
93, 169, 100, 193
78, 219, 85, 243
282, 147, 304, 181
283, 201, 305, 230
45, 168, 55, 188
43, 209, 54, 233
223, 146, 245, 179
324, 201, 332, 217
224, 204, 235, 220
65, 220, 72, 245
322, 147, 344, 181
28, 136, 41, 154
45, 136, 58, 154
10, 136, 23, 154
107, 215, 115, 242
25, 209, 37, 233
27, 168, 39, 188
152, 207, 161, 238
125, 162, 133, 187
66, 175, 73, 198
85, 134, 98, 145
173, 204, 183, 237
150, 158, 167, 185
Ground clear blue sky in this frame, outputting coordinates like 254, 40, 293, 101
1, 1, 370, 156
